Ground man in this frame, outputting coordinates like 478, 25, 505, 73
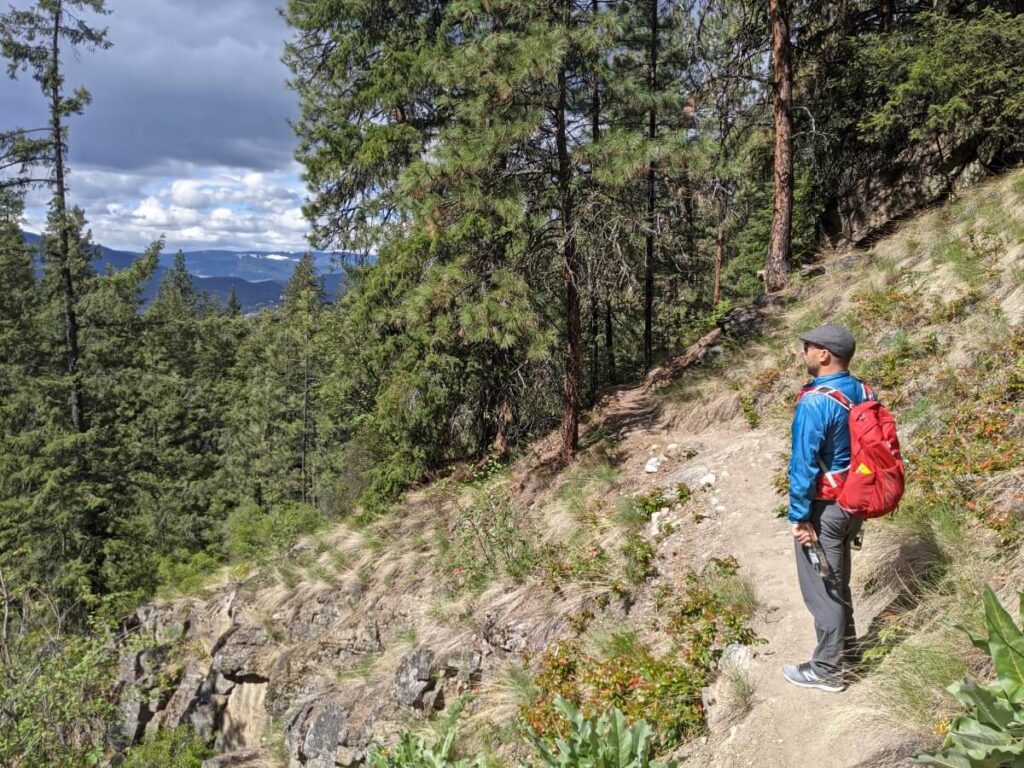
783, 324, 870, 693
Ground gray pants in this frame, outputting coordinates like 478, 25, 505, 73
794, 500, 863, 674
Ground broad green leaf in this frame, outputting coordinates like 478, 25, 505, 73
947, 717, 1015, 761
983, 588, 1024, 699
607, 709, 627, 768
914, 751, 973, 768
953, 622, 992, 654
948, 677, 1015, 729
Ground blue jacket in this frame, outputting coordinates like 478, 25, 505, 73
788, 371, 871, 523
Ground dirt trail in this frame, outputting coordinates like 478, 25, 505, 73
594, 382, 914, 768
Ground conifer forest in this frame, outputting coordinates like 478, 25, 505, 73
1, 0, 1023, 766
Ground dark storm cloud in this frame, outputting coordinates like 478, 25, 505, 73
2, 0, 298, 172
1, 0, 312, 251
74, 0, 298, 171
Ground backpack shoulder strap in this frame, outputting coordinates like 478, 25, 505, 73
800, 384, 853, 411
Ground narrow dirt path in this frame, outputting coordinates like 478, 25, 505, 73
613, 415, 913, 768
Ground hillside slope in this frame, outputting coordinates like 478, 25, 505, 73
118, 170, 1024, 768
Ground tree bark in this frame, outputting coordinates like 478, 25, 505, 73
50, 0, 85, 435
301, 335, 310, 504
591, 0, 601, 144
557, 18, 580, 464
604, 297, 617, 386
588, 0, 600, 404
643, 0, 658, 369
879, 0, 893, 32
713, 220, 725, 306
765, 0, 793, 294
683, 174, 698, 287
588, 294, 599, 404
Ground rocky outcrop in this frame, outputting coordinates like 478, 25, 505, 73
824, 134, 1004, 247
116, 576, 511, 767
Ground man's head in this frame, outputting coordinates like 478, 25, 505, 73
799, 324, 856, 377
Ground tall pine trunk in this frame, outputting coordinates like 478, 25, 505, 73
588, 0, 601, 404
643, 0, 658, 369
879, 0, 893, 31
713, 220, 725, 305
301, 335, 310, 504
765, 0, 792, 293
50, 0, 85, 435
588, 296, 598, 404
604, 297, 616, 385
557, 27, 580, 464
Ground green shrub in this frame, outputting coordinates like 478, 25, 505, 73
121, 726, 213, 768
528, 696, 676, 768
523, 639, 704, 753
916, 587, 1024, 767
621, 533, 655, 585
662, 559, 762, 670
524, 562, 760, 753
367, 727, 483, 768
0, 633, 117, 768
633, 491, 672, 520
739, 394, 760, 428
437, 488, 542, 593
156, 549, 222, 595
223, 501, 326, 562
542, 541, 612, 585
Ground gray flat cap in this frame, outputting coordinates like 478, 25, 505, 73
799, 324, 856, 360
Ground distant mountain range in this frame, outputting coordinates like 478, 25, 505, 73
21, 232, 362, 311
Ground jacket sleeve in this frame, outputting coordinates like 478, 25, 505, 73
788, 396, 827, 523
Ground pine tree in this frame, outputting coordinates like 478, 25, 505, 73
765, 0, 793, 292
225, 285, 242, 317
0, 191, 46, 619
283, 0, 450, 252
688, 0, 765, 307
0, 0, 112, 434
223, 256, 328, 510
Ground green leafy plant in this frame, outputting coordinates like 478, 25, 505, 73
675, 484, 692, 504
916, 587, 1024, 767
527, 696, 676, 768
0, 632, 118, 768
524, 561, 760, 753
121, 726, 213, 768
223, 501, 326, 563
367, 728, 483, 768
633, 491, 672, 520
621, 533, 655, 585
523, 638, 705, 752
739, 394, 760, 428
437, 488, 542, 594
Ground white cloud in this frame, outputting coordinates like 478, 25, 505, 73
66, 164, 311, 252
170, 180, 211, 208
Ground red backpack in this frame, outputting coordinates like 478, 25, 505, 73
797, 383, 905, 518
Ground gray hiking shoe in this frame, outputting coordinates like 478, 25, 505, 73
782, 662, 845, 693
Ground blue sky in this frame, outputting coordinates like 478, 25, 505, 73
1, 0, 309, 252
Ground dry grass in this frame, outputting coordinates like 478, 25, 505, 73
460, 659, 537, 751
716, 663, 757, 724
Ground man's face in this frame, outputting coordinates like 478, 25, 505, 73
802, 342, 829, 376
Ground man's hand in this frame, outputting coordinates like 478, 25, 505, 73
792, 521, 818, 547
